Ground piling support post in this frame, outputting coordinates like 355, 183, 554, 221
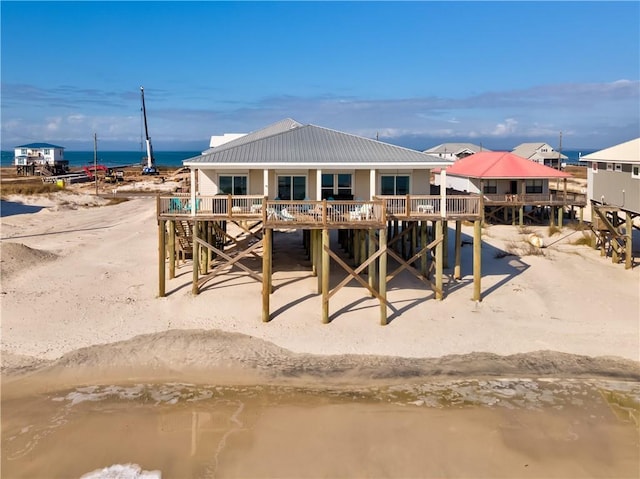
379, 227, 388, 325
322, 228, 330, 323
168, 220, 176, 279
158, 219, 166, 297
262, 227, 272, 322
192, 220, 199, 295
473, 219, 482, 301
435, 220, 443, 300
454, 220, 462, 280
368, 228, 376, 295
626, 214, 633, 270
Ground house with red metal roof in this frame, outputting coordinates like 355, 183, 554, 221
434, 151, 585, 225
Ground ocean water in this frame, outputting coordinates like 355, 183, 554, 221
0, 150, 200, 169
1, 149, 594, 170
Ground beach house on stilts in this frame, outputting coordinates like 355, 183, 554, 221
434, 151, 587, 226
156, 119, 485, 324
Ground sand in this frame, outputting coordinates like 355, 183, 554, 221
0, 189, 639, 382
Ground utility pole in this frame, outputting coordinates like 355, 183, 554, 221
94, 133, 98, 195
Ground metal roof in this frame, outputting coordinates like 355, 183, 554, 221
511, 142, 567, 160
424, 143, 489, 154
185, 120, 451, 168
15, 142, 65, 149
581, 138, 640, 164
444, 151, 571, 179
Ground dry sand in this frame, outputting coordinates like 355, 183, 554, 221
1, 189, 639, 384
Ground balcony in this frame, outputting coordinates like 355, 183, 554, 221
157, 194, 483, 227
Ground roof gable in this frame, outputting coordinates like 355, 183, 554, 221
445, 151, 571, 179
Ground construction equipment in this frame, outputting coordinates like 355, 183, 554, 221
140, 86, 159, 175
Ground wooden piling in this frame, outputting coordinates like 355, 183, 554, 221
473, 219, 482, 301
626, 215, 632, 270
435, 220, 443, 300
322, 228, 330, 323
262, 227, 272, 322
158, 219, 166, 297
168, 220, 176, 279
192, 220, 199, 295
379, 227, 388, 325
454, 220, 461, 280
368, 228, 376, 295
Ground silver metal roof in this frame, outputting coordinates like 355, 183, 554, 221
185, 120, 451, 167
424, 143, 489, 154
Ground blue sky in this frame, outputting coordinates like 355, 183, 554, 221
1, 1, 639, 151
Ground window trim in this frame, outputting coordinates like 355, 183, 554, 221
606, 162, 613, 171
218, 174, 248, 195
632, 165, 640, 179
380, 174, 410, 195
276, 174, 307, 200
614, 163, 623, 172
321, 172, 353, 199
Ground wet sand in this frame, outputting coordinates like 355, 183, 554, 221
2, 373, 639, 478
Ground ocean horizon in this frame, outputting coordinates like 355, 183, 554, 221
1, 149, 596, 170
0, 150, 201, 169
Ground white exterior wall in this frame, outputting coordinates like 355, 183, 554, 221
411, 169, 431, 194
14, 146, 64, 165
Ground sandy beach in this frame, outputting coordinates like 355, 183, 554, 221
1, 188, 640, 477
1, 187, 639, 372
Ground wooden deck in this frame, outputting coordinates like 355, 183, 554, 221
483, 192, 587, 207
156, 194, 483, 227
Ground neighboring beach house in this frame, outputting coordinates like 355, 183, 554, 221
183, 118, 453, 201
13, 142, 68, 175
423, 143, 488, 161
433, 151, 584, 225
512, 142, 567, 169
582, 138, 640, 217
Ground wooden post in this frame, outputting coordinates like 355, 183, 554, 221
368, 228, 376, 295
168, 220, 176, 279
519, 206, 524, 226
262, 227, 272, 322
158, 220, 166, 297
354, 229, 361, 266
379, 227, 388, 325
626, 214, 632, 270
311, 229, 317, 276
557, 207, 563, 227
473, 219, 482, 301
192, 220, 199, 295
316, 229, 322, 293
435, 220, 443, 300
420, 221, 428, 277
359, 229, 367, 266
322, 228, 330, 323
442, 221, 449, 269
454, 220, 462, 280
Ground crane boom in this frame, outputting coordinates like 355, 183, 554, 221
140, 86, 157, 173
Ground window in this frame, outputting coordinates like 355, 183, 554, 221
615, 163, 622, 172
632, 165, 640, 179
526, 179, 543, 194
592, 162, 598, 173
483, 180, 497, 194
43, 149, 50, 155
219, 175, 247, 195
321, 173, 352, 199
21, 148, 27, 155
606, 163, 613, 171
380, 175, 409, 195
277, 175, 306, 200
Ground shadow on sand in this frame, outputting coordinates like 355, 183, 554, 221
0, 200, 44, 218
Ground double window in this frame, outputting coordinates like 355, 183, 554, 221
321, 173, 352, 199
483, 180, 497, 194
277, 175, 306, 200
380, 175, 409, 195
525, 179, 543, 194
219, 175, 247, 195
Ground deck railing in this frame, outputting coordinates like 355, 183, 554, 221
158, 194, 484, 223
373, 195, 481, 217
483, 193, 587, 205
